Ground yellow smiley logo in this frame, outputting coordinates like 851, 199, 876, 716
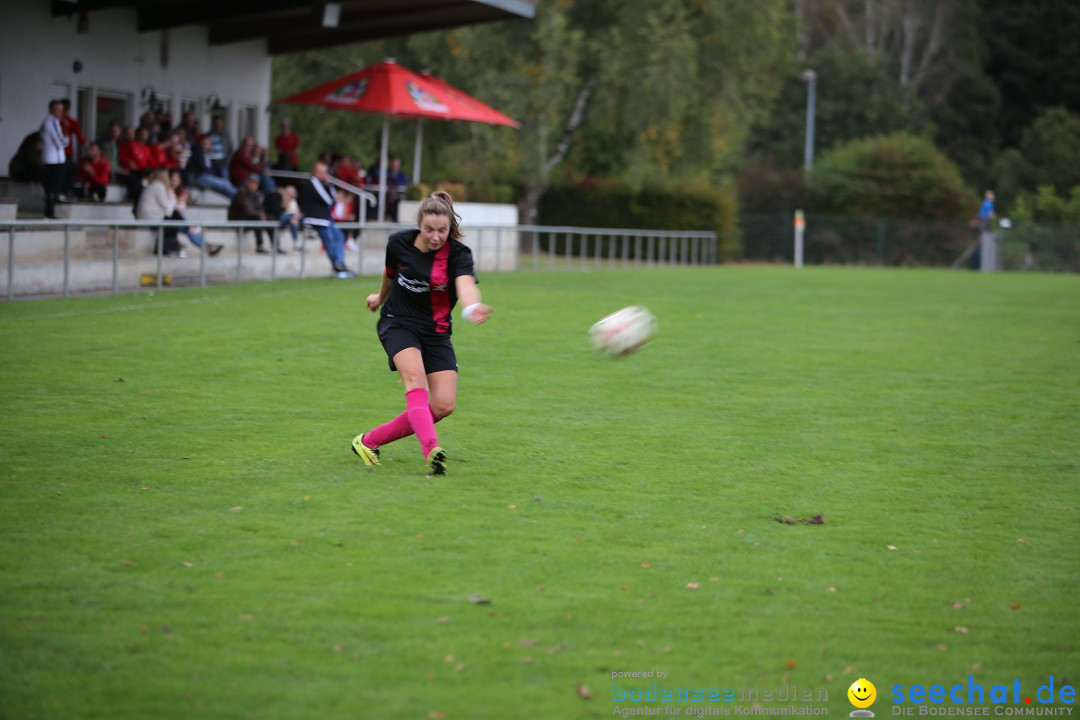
848, 678, 877, 709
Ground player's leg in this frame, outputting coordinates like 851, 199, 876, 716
393, 348, 443, 471
426, 370, 457, 421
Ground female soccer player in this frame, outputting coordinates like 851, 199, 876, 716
352, 191, 491, 475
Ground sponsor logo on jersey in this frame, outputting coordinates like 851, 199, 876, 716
397, 275, 429, 293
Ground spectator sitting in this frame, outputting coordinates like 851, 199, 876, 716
274, 119, 300, 171
250, 143, 277, 193
185, 134, 237, 199
169, 169, 223, 256
8, 131, 44, 182
148, 133, 176, 171
264, 185, 303, 251
228, 174, 277, 254
206, 114, 233, 179
170, 129, 192, 178
180, 111, 200, 142
229, 136, 276, 194
136, 168, 218, 257
98, 122, 123, 181
333, 154, 363, 188
77, 142, 111, 201
331, 186, 358, 248
119, 126, 152, 203
138, 109, 159, 143
299, 160, 354, 277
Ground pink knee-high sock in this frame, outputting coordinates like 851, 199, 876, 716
364, 405, 443, 449
363, 410, 414, 448
406, 388, 439, 457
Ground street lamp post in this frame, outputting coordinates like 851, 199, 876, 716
801, 68, 817, 173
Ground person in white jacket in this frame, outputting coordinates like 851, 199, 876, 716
136, 169, 221, 257
40, 100, 68, 219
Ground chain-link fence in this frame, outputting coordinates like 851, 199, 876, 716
738, 212, 1080, 272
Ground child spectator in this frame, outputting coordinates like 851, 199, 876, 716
264, 185, 303, 251
77, 142, 111, 201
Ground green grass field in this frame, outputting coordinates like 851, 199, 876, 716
1, 267, 1077, 720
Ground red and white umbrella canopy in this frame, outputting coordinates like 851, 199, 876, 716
277, 59, 518, 219
277, 59, 518, 125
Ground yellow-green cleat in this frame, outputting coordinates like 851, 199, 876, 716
426, 447, 447, 476
351, 434, 380, 466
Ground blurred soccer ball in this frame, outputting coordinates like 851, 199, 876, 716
589, 305, 658, 357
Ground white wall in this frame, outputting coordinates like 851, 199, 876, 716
0, 0, 271, 164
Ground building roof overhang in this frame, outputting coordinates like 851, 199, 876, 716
50, 0, 536, 55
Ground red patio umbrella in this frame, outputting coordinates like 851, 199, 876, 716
276, 59, 519, 220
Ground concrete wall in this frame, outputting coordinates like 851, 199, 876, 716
0, 0, 271, 163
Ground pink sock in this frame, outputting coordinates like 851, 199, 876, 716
364, 404, 444, 449
364, 410, 413, 448
405, 388, 439, 458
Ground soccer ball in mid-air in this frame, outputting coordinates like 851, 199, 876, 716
589, 305, 658, 357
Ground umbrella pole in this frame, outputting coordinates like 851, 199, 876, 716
414, 119, 424, 186
379, 116, 389, 224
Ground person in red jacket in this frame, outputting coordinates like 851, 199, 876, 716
76, 142, 111, 201
119, 126, 152, 202
274, 119, 300, 171
60, 99, 86, 198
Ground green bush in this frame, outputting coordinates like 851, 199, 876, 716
808, 132, 977, 220
537, 179, 736, 262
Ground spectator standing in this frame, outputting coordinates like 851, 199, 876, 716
228, 174, 275, 254
274, 119, 300, 171
40, 100, 68, 218
185, 134, 237, 199
384, 156, 409, 222
299, 161, 354, 277
77, 142, 111, 201
978, 190, 996, 231
60, 99, 86, 198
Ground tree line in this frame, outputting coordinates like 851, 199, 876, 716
271, 0, 1080, 228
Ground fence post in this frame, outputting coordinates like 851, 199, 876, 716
875, 218, 886, 266
236, 228, 243, 282
6, 227, 14, 302
496, 227, 503, 272
112, 225, 119, 295
63, 224, 71, 297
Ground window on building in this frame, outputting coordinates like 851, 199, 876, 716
238, 105, 257, 142
96, 91, 130, 140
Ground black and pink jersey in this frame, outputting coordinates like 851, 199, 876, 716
380, 229, 477, 335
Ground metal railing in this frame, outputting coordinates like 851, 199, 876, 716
0, 219, 718, 301
738, 211, 1080, 272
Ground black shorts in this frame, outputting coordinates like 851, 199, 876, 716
377, 320, 458, 374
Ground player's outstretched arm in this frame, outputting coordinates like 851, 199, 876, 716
455, 275, 490, 324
